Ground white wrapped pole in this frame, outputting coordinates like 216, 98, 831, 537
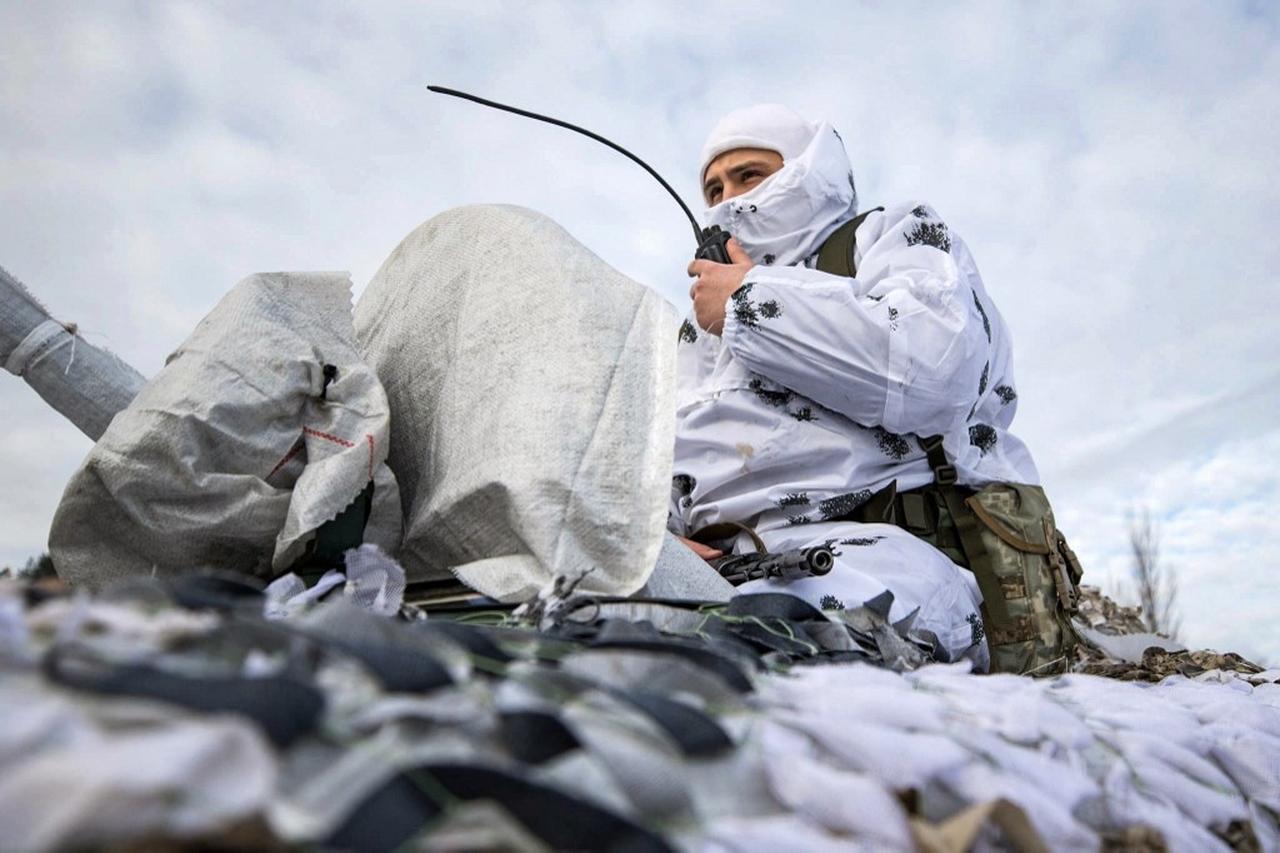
2, 265, 145, 441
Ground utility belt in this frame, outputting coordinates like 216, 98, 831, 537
693, 436, 1084, 676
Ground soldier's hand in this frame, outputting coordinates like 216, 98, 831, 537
687, 238, 754, 335
677, 535, 723, 563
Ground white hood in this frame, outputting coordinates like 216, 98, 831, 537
698, 103, 818, 181
702, 124, 859, 267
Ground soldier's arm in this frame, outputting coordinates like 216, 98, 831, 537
720, 203, 989, 437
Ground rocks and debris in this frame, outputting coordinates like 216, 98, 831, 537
1072, 585, 1274, 685
1078, 646, 1272, 684
3, 566, 1279, 852
1075, 584, 1151, 635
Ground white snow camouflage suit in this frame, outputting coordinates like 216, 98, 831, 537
669, 117, 1041, 668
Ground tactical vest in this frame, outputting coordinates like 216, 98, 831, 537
817, 209, 1083, 675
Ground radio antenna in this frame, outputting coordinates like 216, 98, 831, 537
427, 85, 704, 246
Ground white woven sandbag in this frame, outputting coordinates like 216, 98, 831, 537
49, 272, 402, 589
354, 205, 677, 601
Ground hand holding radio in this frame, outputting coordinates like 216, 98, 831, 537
687, 237, 754, 335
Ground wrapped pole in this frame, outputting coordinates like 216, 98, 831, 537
2, 265, 145, 441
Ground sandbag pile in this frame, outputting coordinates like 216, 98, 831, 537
47, 272, 403, 588
27, 205, 678, 604
2, 569, 1277, 852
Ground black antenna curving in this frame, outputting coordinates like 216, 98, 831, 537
427, 85, 704, 246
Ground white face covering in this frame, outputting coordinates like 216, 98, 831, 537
703, 124, 858, 268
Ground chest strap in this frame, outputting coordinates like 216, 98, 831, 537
919, 435, 1013, 627
814, 207, 884, 277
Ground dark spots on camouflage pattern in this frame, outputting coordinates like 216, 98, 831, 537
678, 318, 698, 344
905, 221, 951, 253
820, 594, 846, 611
820, 538, 844, 558
672, 473, 697, 508
866, 294, 884, 302
887, 305, 899, 331
969, 424, 997, 455
749, 204, 758, 213
848, 172, 857, 197
749, 377, 793, 408
777, 492, 811, 509
978, 361, 989, 396
731, 283, 759, 328
818, 490, 874, 520
995, 384, 1017, 406
839, 536, 884, 546
967, 613, 985, 645
787, 514, 813, 526
731, 283, 780, 329
911, 204, 929, 219
971, 289, 991, 342
871, 426, 911, 460
967, 402, 978, 422
763, 253, 776, 265
789, 406, 817, 422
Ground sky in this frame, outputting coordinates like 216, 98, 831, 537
2, 1, 1278, 661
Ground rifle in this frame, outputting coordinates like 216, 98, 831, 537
710, 546, 834, 586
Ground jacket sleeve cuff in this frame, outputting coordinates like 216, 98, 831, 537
720, 269, 779, 369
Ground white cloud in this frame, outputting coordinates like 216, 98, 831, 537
1061, 428, 1280, 665
2, 2, 1277, 663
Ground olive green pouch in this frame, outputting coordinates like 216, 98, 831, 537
961, 483, 1083, 675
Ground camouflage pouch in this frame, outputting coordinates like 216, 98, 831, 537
959, 483, 1083, 676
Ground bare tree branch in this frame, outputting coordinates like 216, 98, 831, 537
1127, 508, 1181, 640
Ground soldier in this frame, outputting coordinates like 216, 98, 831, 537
670, 104, 1045, 669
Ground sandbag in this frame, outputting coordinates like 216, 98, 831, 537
354, 205, 677, 601
49, 272, 402, 589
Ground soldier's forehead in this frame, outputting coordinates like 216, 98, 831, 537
706, 148, 782, 174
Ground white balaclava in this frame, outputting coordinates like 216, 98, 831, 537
699, 104, 858, 267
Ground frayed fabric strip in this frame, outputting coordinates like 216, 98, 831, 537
4, 318, 70, 376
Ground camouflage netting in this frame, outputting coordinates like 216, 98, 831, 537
2, 568, 1277, 852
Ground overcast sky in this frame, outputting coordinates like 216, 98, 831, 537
2, 2, 1277, 661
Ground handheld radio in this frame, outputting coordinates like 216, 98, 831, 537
426, 85, 733, 264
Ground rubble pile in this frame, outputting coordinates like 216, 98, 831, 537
1073, 585, 1269, 683
1074, 585, 1150, 636
2, 562, 1278, 852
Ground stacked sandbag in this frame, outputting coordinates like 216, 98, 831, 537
48, 272, 402, 588
354, 204, 678, 601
